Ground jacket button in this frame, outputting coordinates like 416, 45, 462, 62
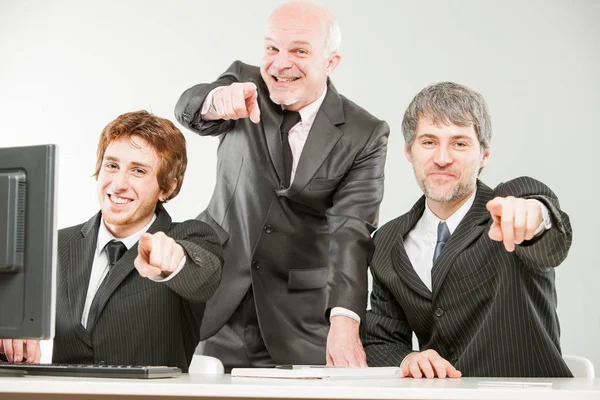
251, 260, 260, 270
264, 225, 274, 234
434, 307, 445, 317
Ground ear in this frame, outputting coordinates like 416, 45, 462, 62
480, 148, 491, 169
159, 178, 178, 202
404, 144, 413, 163
325, 53, 341, 75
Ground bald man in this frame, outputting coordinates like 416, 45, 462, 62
175, 1, 389, 368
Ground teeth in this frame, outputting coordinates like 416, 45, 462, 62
275, 77, 298, 82
110, 195, 131, 204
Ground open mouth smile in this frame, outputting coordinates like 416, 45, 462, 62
108, 194, 133, 205
272, 75, 300, 83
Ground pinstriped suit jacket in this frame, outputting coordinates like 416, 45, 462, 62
362, 177, 573, 377
52, 207, 222, 372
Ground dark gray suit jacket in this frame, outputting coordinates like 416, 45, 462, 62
52, 207, 222, 372
362, 177, 573, 377
175, 61, 389, 364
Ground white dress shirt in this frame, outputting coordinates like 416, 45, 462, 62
201, 86, 360, 323
404, 191, 552, 291
404, 193, 476, 291
81, 215, 186, 328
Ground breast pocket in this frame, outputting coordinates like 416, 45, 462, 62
309, 175, 344, 192
117, 275, 161, 298
453, 262, 498, 294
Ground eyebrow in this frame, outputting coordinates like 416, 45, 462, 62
103, 156, 153, 170
264, 37, 312, 48
417, 133, 475, 142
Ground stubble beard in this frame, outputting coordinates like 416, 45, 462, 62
417, 169, 477, 204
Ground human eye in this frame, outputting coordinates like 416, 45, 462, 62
453, 141, 469, 149
295, 48, 308, 55
421, 139, 436, 148
104, 162, 118, 170
265, 45, 278, 53
132, 168, 147, 176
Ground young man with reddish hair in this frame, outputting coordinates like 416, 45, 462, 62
1, 110, 222, 371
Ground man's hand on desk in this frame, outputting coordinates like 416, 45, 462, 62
0, 339, 40, 363
325, 315, 367, 367
400, 349, 461, 379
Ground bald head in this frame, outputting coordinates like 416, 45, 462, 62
260, 0, 342, 111
269, 1, 341, 55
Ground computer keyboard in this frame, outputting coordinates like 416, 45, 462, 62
0, 362, 182, 379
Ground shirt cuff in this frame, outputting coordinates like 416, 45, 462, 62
532, 200, 553, 238
200, 87, 224, 121
148, 255, 186, 282
329, 307, 361, 324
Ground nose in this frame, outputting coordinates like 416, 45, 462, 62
111, 170, 129, 192
434, 146, 453, 167
272, 51, 292, 70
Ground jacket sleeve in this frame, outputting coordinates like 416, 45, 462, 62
361, 271, 414, 366
494, 176, 573, 271
174, 60, 250, 137
164, 220, 223, 304
325, 120, 389, 320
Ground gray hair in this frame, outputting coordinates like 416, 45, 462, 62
325, 17, 341, 55
402, 82, 492, 151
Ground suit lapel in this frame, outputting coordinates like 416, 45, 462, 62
431, 181, 493, 300
86, 208, 172, 331
277, 80, 345, 197
389, 197, 433, 299
67, 213, 101, 344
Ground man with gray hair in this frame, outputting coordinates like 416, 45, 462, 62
361, 82, 573, 377
175, 1, 388, 368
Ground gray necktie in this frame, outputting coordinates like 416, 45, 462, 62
433, 221, 451, 262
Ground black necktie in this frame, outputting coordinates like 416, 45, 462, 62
105, 240, 127, 270
433, 221, 450, 262
86, 240, 127, 330
280, 110, 301, 187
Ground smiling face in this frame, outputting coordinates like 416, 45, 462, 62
97, 135, 175, 238
260, 4, 340, 111
406, 116, 490, 214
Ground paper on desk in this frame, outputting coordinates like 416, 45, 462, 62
230, 366, 402, 380
478, 380, 553, 389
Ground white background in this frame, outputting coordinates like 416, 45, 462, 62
0, 0, 598, 374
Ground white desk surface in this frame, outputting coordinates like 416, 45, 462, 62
0, 374, 599, 400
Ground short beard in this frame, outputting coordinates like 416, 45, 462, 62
415, 164, 478, 204
421, 178, 474, 203
270, 94, 298, 106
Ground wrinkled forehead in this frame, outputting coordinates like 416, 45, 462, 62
416, 115, 478, 138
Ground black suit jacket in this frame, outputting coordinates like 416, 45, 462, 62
175, 61, 389, 364
52, 208, 222, 372
362, 177, 573, 377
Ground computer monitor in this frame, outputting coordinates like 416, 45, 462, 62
0, 144, 57, 340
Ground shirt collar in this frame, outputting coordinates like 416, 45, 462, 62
423, 189, 477, 235
97, 214, 157, 254
297, 85, 328, 126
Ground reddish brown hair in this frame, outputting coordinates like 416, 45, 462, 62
94, 110, 187, 202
